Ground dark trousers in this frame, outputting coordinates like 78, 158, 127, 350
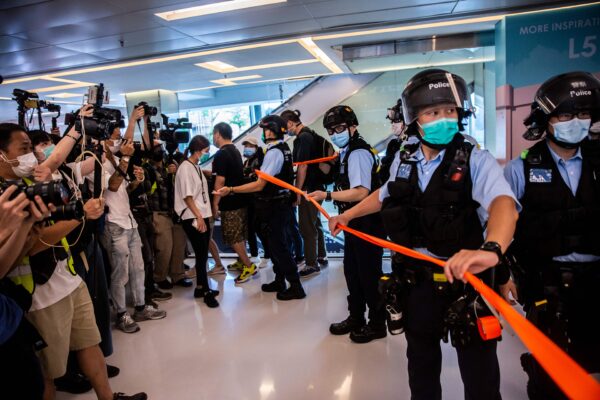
133, 212, 156, 301
343, 214, 384, 324
288, 206, 304, 262
262, 201, 300, 284
247, 202, 270, 258
404, 279, 501, 400
182, 218, 211, 289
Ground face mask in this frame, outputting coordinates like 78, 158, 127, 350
109, 138, 122, 154
42, 144, 55, 160
331, 130, 350, 148
419, 118, 459, 146
2, 152, 38, 178
243, 148, 256, 157
200, 153, 210, 163
391, 122, 404, 137
551, 118, 591, 145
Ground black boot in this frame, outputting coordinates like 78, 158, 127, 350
329, 316, 366, 335
349, 323, 387, 343
276, 283, 306, 301
54, 372, 92, 394
262, 280, 286, 293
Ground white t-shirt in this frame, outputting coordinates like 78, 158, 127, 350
30, 259, 82, 311
86, 157, 137, 230
174, 160, 212, 221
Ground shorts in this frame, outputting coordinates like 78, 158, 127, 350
221, 208, 248, 246
26, 282, 101, 379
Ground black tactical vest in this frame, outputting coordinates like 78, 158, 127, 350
513, 140, 600, 262
380, 134, 483, 258
259, 141, 294, 200
333, 133, 380, 212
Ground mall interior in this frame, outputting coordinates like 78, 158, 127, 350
1, 1, 600, 399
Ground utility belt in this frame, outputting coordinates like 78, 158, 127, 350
255, 190, 292, 205
380, 255, 502, 347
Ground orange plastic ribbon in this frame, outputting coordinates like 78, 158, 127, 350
255, 169, 600, 400
293, 153, 338, 166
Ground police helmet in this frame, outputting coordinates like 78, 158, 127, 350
323, 105, 359, 133
259, 115, 287, 139
386, 98, 404, 124
523, 71, 600, 140
401, 69, 472, 126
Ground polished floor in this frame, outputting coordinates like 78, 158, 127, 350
57, 258, 528, 400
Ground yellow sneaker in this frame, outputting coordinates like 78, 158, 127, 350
227, 260, 244, 271
234, 264, 258, 284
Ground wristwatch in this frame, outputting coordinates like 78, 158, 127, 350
325, 191, 332, 201
479, 241, 503, 264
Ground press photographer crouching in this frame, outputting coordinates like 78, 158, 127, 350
0, 122, 147, 400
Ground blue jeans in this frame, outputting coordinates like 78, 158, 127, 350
100, 222, 146, 313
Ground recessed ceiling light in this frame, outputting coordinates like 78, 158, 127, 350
46, 92, 83, 98
0, 96, 11, 101
155, 0, 287, 21
211, 74, 262, 86
298, 38, 343, 74
30, 81, 95, 93
196, 59, 319, 73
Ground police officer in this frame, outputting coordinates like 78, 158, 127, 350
308, 105, 387, 343
329, 69, 519, 399
504, 71, 600, 399
214, 116, 306, 300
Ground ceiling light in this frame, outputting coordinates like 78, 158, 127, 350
46, 92, 83, 98
211, 74, 262, 85
176, 85, 223, 93
155, 0, 287, 21
298, 38, 343, 74
0, 96, 11, 101
196, 59, 318, 73
30, 81, 95, 93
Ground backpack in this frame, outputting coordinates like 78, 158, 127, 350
300, 127, 336, 185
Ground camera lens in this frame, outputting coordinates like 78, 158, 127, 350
24, 180, 71, 205
51, 201, 84, 221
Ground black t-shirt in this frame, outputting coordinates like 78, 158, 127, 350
293, 127, 324, 191
213, 144, 246, 211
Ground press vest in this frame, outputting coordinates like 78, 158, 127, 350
333, 134, 380, 212
380, 134, 483, 258
513, 140, 600, 262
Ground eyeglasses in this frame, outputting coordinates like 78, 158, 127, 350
556, 111, 591, 122
328, 124, 348, 134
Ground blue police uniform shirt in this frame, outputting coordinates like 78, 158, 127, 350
339, 144, 373, 191
260, 140, 284, 176
380, 141, 519, 259
504, 140, 600, 263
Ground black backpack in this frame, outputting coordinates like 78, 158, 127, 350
300, 127, 336, 185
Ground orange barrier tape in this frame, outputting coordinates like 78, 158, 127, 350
293, 153, 338, 166
255, 169, 600, 400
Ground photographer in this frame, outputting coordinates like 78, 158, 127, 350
0, 122, 147, 400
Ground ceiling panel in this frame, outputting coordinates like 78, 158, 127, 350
0, 35, 45, 53
90, 37, 207, 60
305, 0, 456, 17
452, 0, 575, 14
0, 46, 83, 68
0, 0, 47, 11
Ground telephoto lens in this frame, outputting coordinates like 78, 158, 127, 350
0, 180, 71, 205
50, 201, 84, 221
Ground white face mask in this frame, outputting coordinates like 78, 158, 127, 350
109, 138, 122, 154
391, 122, 404, 137
1, 151, 38, 178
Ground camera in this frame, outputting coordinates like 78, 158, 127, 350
0, 179, 84, 221
159, 114, 191, 145
13, 88, 40, 109
136, 101, 157, 117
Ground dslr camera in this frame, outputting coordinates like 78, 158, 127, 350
0, 179, 84, 221
135, 101, 158, 117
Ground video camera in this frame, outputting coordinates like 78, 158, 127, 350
159, 114, 191, 147
0, 179, 84, 221
12, 89, 62, 129
64, 83, 124, 140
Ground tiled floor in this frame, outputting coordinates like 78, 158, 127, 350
57, 258, 528, 400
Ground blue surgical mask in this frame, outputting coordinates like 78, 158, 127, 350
551, 118, 591, 144
243, 148, 256, 158
41, 144, 55, 160
331, 130, 350, 148
419, 118, 459, 146
200, 153, 210, 163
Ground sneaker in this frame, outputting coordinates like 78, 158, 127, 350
107, 364, 120, 378
194, 288, 220, 298
113, 393, 148, 400
235, 264, 258, 284
349, 324, 387, 344
258, 258, 271, 269
133, 305, 167, 322
150, 290, 172, 302
55, 372, 92, 394
227, 260, 244, 271
296, 258, 306, 269
329, 316, 366, 336
174, 278, 193, 287
276, 284, 306, 301
117, 313, 140, 334
318, 257, 329, 267
204, 291, 219, 308
299, 265, 320, 278
261, 280, 286, 293
208, 264, 226, 275
156, 279, 173, 290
